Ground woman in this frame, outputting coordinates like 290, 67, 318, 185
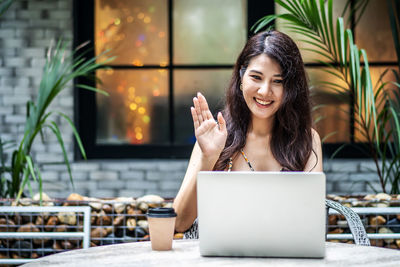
173, 30, 323, 236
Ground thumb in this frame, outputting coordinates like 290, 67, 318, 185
217, 112, 226, 132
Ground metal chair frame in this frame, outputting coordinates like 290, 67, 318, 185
184, 199, 372, 246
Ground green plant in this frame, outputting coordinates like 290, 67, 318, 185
0, 0, 13, 17
253, 0, 400, 193
384, 0, 400, 193
0, 40, 113, 200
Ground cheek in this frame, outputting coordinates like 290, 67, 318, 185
242, 91, 252, 103
276, 88, 284, 102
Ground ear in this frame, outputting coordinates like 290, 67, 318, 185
239, 66, 246, 79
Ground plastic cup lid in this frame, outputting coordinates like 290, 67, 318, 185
147, 207, 177, 218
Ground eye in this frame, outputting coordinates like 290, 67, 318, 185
250, 75, 261, 80
274, 79, 283, 84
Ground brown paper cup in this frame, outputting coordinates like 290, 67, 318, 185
148, 217, 176, 250
147, 207, 177, 251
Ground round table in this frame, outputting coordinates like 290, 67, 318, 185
22, 240, 400, 266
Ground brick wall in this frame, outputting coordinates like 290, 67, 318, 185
0, 0, 384, 199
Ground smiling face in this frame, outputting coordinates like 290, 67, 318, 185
241, 54, 284, 122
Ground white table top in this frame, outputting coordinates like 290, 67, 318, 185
23, 239, 400, 267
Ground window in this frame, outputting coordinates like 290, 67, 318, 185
73, 0, 273, 159
75, 1, 392, 160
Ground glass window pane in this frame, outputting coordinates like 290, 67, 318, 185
173, 0, 247, 64
276, 1, 348, 63
96, 69, 169, 145
356, 1, 396, 62
174, 69, 232, 144
95, 0, 168, 66
354, 66, 399, 142
306, 67, 350, 143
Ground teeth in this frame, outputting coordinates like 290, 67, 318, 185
255, 98, 272, 105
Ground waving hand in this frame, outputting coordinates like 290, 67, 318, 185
191, 92, 227, 158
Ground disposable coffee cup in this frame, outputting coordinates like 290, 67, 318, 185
147, 207, 177, 251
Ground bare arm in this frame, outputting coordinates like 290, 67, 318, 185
173, 93, 227, 232
304, 128, 323, 172
173, 143, 219, 232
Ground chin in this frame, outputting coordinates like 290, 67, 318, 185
252, 112, 276, 120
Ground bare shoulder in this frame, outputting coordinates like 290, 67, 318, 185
304, 128, 323, 172
311, 128, 321, 143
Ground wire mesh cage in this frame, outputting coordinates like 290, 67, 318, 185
0, 196, 182, 264
1, 194, 399, 264
0, 204, 91, 265
326, 195, 400, 248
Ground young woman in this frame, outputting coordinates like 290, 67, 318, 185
173, 30, 323, 236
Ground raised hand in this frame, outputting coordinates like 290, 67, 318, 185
191, 92, 227, 158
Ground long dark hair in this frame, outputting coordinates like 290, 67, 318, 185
214, 30, 313, 171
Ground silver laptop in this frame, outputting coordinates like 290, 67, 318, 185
197, 171, 326, 258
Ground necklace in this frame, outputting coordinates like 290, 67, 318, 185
227, 149, 254, 171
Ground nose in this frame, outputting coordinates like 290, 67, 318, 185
258, 81, 271, 96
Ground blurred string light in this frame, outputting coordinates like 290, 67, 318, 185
96, 2, 163, 144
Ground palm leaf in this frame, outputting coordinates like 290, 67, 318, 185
388, 0, 400, 70
76, 84, 109, 96
0, 0, 13, 17
16, 155, 36, 202
321, 131, 338, 143
57, 112, 87, 159
44, 122, 74, 189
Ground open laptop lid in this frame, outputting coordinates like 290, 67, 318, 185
197, 171, 326, 258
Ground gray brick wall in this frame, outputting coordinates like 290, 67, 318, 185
0, 0, 385, 199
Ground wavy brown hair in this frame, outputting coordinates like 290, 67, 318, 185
213, 30, 314, 171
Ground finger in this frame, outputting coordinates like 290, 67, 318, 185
193, 97, 204, 124
197, 92, 213, 121
191, 107, 200, 129
217, 112, 227, 133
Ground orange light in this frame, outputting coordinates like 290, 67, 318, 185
106, 69, 114, 75
117, 85, 124, 93
127, 16, 134, 23
136, 132, 143, 140
138, 13, 145, 19
144, 16, 151, 24
159, 61, 167, 67
135, 96, 142, 103
135, 127, 142, 133
129, 103, 137, 110
153, 89, 160, 97
138, 107, 146, 114
158, 32, 165, 38
136, 40, 143, 47
132, 60, 143, 66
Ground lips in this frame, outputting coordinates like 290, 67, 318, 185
254, 97, 274, 106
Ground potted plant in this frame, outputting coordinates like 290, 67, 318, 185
0, 41, 113, 200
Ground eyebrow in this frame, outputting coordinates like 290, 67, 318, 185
248, 69, 282, 77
